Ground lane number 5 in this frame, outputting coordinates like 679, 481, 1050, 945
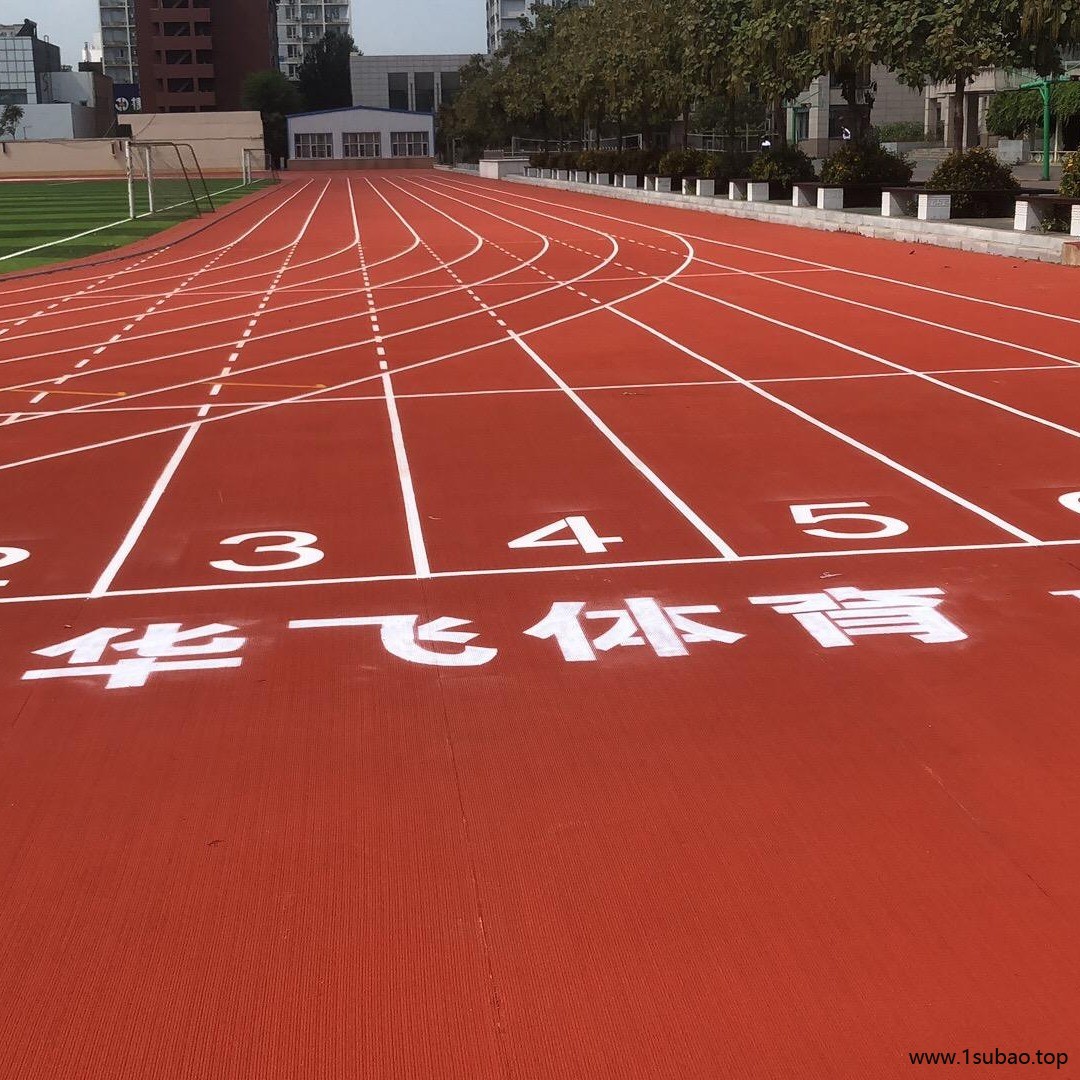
790, 502, 909, 540
211, 531, 325, 573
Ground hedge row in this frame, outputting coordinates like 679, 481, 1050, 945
529, 144, 899, 187
528, 148, 755, 181
529, 146, 1080, 203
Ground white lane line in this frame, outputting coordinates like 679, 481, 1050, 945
4, 536, 1080, 607
613, 305, 1042, 545
424, 176, 1077, 530
484, 172, 1080, 330
87, 182, 334, 598
510, 331, 740, 558
90, 421, 203, 597
381, 371, 430, 577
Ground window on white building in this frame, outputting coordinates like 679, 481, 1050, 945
391, 131, 429, 157
343, 131, 380, 158
294, 132, 333, 159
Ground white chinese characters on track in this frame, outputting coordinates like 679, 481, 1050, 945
16, 585, 993, 690
524, 598, 743, 662
749, 587, 965, 647
23, 623, 246, 689
289, 614, 496, 667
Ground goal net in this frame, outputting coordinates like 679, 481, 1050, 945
124, 141, 270, 223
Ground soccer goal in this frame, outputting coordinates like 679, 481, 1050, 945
125, 140, 216, 220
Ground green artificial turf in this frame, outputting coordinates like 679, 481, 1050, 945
0, 177, 273, 275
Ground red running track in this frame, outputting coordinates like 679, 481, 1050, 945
1, 170, 1079, 1079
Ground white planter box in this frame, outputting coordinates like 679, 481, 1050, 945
653, 176, 672, 193
1073, 204, 1080, 237
747, 181, 771, 202
918, 192, 951, 221
682, 178, 715, 197
556, 169, 570, 181
621, 174, 638, 188
592, 172, 612, 185
573, 170, 590, 183
882, 189, 918, 217
792, 184, 815, 208
817, 187, 844, 211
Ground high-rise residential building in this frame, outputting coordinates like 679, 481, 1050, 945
133, 0, 279, 113
486, 0, 529, 54
486, 0, 589, 57
98, 0, 137, 86
277, 2, 351, 81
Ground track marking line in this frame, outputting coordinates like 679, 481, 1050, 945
3, 537, 1080, 607
423, 174, 1045, 546
429, 175, 1080, 485
509, 331, 740, 558
85, 179, 334, 596
228, 380, 328, 390
90, 421, 204, 597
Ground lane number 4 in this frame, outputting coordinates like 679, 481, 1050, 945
508, 516, 623, 555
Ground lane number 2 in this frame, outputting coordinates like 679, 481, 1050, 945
211, 531, 325, 573
790, 502, 909, 540
0, 546, 29, 586
508, 516, 623, 555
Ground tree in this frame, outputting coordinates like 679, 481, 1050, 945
0, 104, 24, 139
438, 55, 512, 161
889, 0, 1080, 153
296, 31, 356, 112
242, 70, 303, 169
732, 0, 819, 146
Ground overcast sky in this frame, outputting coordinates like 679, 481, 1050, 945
0, 0, 485, 70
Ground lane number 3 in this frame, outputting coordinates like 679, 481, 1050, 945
790, 502, 909, 540
211, 531, 325, 573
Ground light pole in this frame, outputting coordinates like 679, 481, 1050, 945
1019, 75, 1065, 182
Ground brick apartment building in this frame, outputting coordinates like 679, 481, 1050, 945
134, 0, 278, 112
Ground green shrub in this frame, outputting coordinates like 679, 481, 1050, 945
657, 147, 707, 180
700, 150, 753, 181
926, 147, 1020, 216
820, 144, 914, 186
555, 151, 578, 171
749, 145, 817, 187
1062, 151, 1080, 198
528, 151, 550, 168
576, 148, 601, 172
873, 121, 926, 143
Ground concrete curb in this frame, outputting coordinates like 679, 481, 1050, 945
491, 172, 1072, 266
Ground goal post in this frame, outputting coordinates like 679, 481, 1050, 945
126, 140, 214, 220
